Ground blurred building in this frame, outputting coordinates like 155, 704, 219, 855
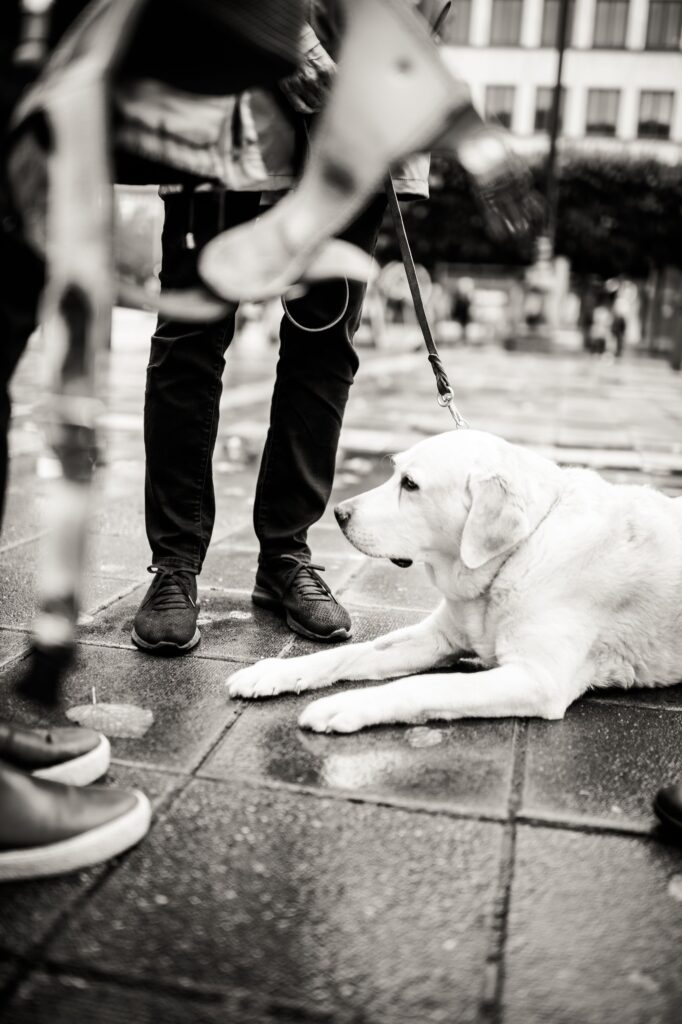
443, 0, 682, 158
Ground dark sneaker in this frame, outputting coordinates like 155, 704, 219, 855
0, 721, 110, 786
253, 556, 352, 643
0, 763, 151, 881
132, 567, 200, 653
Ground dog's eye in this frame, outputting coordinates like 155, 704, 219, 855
401, 475, 419, 492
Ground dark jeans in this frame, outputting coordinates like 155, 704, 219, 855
145, 190, 386, 572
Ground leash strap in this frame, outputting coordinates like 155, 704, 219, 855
385, 174, 468, 428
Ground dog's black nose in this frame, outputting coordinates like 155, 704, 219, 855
334, 505, 351, 527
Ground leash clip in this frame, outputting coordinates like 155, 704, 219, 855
437, 391, 468, 429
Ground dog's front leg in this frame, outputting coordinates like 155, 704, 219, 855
228, 603, 460, 699
299, 661, 580, 733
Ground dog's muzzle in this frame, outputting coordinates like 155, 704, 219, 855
334, 505, 352, 529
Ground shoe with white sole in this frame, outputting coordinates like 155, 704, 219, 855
0, 722, 110, 786
0, 764, 151, 882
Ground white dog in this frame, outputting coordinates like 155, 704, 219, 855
228, 430, 682, 733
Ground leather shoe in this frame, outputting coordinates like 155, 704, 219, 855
0, 721, 109, 786
0, 763, 151, 881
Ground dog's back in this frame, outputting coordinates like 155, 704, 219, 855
504, 467, 682, 690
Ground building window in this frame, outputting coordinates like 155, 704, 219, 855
638, 91, 674, 138
441, 0, 472, 44
646, 0, 682, 49
593, 0, 629, 46
541, 0, 576, 47
585, 89, 620, 135
485, 85, 516, 129
535, 86, 566, 132
490, 0, 523, 45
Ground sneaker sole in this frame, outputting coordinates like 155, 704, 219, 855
32, 735, 111, 787
0, 789, 152, 882
252, 589, 351, 644
131, 627, 201, 654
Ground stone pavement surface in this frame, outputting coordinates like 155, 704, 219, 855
1, 310, 682, 1023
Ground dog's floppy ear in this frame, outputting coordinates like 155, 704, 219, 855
460, 472, 530, 570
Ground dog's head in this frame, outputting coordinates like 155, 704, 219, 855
334, 430, 560, 572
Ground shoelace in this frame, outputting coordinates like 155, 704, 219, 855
279, 559, 335, 603
144, 566, 196, 611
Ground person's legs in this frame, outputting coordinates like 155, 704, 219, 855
134, 189, 261, 652
144, 189, 261, 572
252, 195, 387, 641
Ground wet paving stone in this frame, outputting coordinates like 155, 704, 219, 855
0, 647, 241, 772
78, 588, 291, 663
0, 629, 26, 667
0, 540, 139, 629
520, 702, 682, 832
46, 780, 504, 1024
503, 825, 682, 1024
0, 972, 324, 1024
201, 688, 515, 815
0, 485, 50, 550
586, 680, 682, 710
84, 533, 151, 581
0, 766, 176, 958
340, 559, 441, 612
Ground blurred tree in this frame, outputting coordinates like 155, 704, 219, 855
554, 152, 682, 278
380, 151, 682, 280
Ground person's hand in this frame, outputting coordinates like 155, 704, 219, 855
279, 25, 336, 115
457, 126, 545, 246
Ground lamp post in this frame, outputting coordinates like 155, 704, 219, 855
544, 0, 571, 255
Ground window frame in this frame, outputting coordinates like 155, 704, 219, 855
489, 0, 524, 46
645, 0, 682, 51
441, 0, 473, 45
637, 90, 675, 139
592, 0, 630, 49
585, 88, 620, 136
485, 84, 517, 130
541, 0, 576, 48
535, 86, 567, 133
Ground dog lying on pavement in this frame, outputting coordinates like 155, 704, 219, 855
228, 429, 682, 732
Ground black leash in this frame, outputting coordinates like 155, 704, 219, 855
382, 0, 467, 429
385, 174, 468, 428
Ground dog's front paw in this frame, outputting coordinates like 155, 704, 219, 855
228, 659, 292, 699
228, 658, 323, 699
298, 690, 377, 733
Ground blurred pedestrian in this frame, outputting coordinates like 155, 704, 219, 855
453, 277, 473, 340
588, 297, 614, 356
612, 296, 627, 359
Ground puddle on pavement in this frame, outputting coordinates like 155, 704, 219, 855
66, 702, 154, 738
197, 610, 252, 625
405, 726, 444, 748
668, 874, 682, 902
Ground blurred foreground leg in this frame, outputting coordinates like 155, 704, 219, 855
11, 1, 141, 706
